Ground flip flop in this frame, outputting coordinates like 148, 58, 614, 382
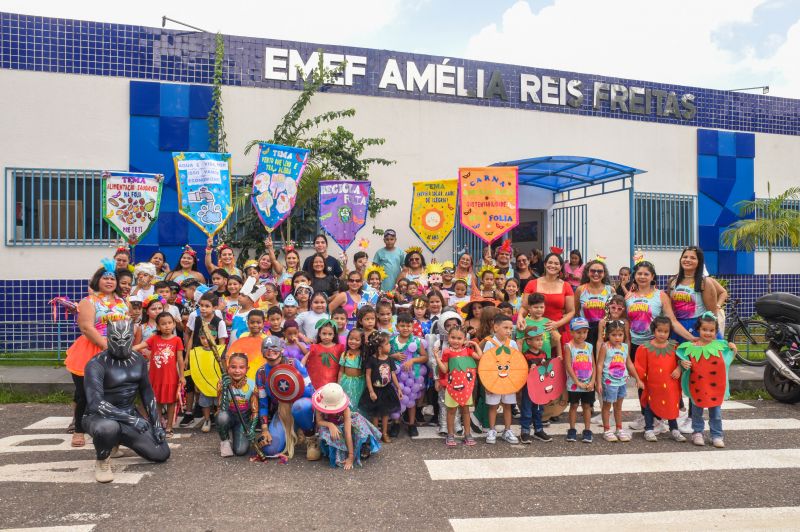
71, 433, 85, 447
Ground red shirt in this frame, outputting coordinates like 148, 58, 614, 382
523, 279, 574, 323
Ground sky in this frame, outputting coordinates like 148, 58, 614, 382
2, 0, 799, 97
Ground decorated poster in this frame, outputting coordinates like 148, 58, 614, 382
318, 180, 371, 251
173, 152, 233, 236
409, 179, 457, 252
458, 166, 519, 244
251, 143, 310, 233
102, 171, 163, 245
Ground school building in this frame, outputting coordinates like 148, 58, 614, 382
1, 12, 799, 351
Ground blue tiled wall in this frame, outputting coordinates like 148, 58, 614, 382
697, 129, 756, 275
1, 12, 799, 136
129, 80, 213, 275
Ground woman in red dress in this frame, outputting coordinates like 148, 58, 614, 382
518, 251, 576, 343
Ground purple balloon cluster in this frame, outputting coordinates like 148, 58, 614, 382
396, 364, 427, 412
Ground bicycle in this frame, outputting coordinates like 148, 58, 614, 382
726, 298, 770, 366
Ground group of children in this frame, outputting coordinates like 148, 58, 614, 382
115, 250, 733, 469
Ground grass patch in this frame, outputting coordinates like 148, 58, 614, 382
729, 389, 772, 401
0, 387, 72, 404
0, 351, 64, 367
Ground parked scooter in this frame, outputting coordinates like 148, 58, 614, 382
755, 292, 800, 404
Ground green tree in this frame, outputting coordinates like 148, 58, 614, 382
222, 52, 395, 263
721, 183, 800, 292
208, 32, 228, 153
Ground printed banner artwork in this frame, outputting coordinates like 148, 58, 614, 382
173, 152, 233, 236
458, 166, 519, 244
318, 180, 371, 251
251, 143, 310, 233
102, 171, 163, 245
409, 179, 457, 252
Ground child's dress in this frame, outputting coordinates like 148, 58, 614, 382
338, 352, 366, 411
318, 409, 382, 468
390, 336, 425, 411
359, 357, 401, 418
145, 334, 184, 403
305, 343, 344, 391
635, 341, 681, 420
283, 341, 307, 364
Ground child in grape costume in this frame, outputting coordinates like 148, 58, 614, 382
390, 313, 428, 437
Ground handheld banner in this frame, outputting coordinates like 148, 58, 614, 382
102, 171, 163, 245
318, 180, 370, 251
173, 152, 233, 236
458, 166, 519, 244
409, 179, 457, 252
251, 143, 310, 233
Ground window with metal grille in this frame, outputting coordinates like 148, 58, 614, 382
5, 168, 115, 246
756, 198, 800, 251
634, 192, 696, 250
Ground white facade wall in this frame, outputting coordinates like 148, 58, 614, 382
1, 70, 798, 280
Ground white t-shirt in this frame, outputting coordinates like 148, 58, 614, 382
296, 310, 330, 340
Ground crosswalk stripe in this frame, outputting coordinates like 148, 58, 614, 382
3, 526, 96, 532
413, 417, 800, 439
449, 506, 800, 531
0, 457, 153, 484
425, 448, 800, 480
0, 434, 183, 454
23, 417, 74, 430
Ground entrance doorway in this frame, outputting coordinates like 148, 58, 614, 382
510, 208, 545, 256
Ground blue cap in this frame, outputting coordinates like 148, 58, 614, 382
283, 294, 298, 307
570, 317, 590, 331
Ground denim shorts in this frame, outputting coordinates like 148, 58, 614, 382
198, 394, 219, 408
602, 384, 627, 403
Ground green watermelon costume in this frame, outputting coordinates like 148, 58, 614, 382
676, 339, 734, 408
635, 341, 681, 419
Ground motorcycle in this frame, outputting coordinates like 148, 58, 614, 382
755, 292, 800, 404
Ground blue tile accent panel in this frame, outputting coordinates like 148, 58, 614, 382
2, 12, 800, 136
190, 85, 213, 119
158, 116, 190, 151
4, 274, 797, 352
188, 119, 211, 152
158, 211, 188, 245
130, 81, 160, 116
697, 128, 756, 275
160, 83, 190, 118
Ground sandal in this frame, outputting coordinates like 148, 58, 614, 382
463, 436, 476, 446
71, 433, 85, 447
165, 430, 175, 439
381, 434, 392, 444
445, 435, 457, 448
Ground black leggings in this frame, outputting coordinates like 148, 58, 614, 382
72, 374, 86, 434
84, 414, 171, 462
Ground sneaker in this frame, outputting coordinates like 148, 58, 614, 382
603, 430, 618, 442
179, 413, 194, 427
463, 436, 476, 446
566, 428, 577, 442
502, 429, 519, 444
582, 429, 593, 443
407, 425, 419, 437
220, 440, 234, 457
437, 426, 448, 436
616, 429, 631, 442
469, 413, 485, 434
519, 432, 533, 444
388, 423, 400, 438
445, 435, 457, 448
533, 430, 553, 442
201, 418, 211, 433
95, 457, 113, 483
677, 416, 693, 434
628, 415, 646, 431
671, 429, 687, 442
512, 405, 521, 418
653, 420, 669, 435
692, 432, 705, 446
485, 429, 497, 444
712, 437, 725, 448
644, 430, 658, 442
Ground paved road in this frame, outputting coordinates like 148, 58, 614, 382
1, 399, 799, 531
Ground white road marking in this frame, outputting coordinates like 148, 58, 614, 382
0, 457, 155, 484
0, 434, 182, 454
23, 417, 74, 430
414, 418, 800, 439
3, 526, 96, 532
426, 448, 800, 480
449, 506, 800, 531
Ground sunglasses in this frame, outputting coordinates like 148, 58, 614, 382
589, 269, 605, 274
348, 278, 362, 283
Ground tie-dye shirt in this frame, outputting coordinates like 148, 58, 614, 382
602, 343, 629, 387
626, 290, 663, 345
579, 284, 614, 323
670, 281, 707, 320
566, 342, 594, 391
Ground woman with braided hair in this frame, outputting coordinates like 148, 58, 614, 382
216, 353, 259, 457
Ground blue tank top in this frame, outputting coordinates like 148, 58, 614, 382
626, 289, 663, 345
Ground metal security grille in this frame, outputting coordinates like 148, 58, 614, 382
5, 167, 115, 245
634, 192, 696, 250
551, 204, 587, 260
756, 198, 800, 251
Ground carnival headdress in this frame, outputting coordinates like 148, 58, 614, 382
133, 262, 157, 278
182, 244, 197, 257
592, 253, 607, 263
477, 264, 499, 278
498, 239, 513, 255
633, 249, 645, 265
100, 258, 117, 278
142, 294, 166, 309
549, 246, 563, 255
404, 245, 423, 255
241, 276, 267, 303
283, 240, 296, 253
441, 260, 455, 272
426, 262, 444, 275
364, 263, 387, 281
243, 259, 259, 272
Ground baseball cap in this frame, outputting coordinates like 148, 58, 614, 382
570, 317, 590, 331
383, 229, 396, 238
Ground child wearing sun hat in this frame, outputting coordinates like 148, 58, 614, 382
312, 382, 382, 469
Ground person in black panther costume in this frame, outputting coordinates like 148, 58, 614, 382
83, 319, 170, 482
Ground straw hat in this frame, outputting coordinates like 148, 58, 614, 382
312, 383, 350, 414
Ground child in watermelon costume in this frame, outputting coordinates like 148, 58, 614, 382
433, 327, 483, 447
676, 313, 734, 448
634, 317, 686, 443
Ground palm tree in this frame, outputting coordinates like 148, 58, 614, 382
721, 182, 800, 292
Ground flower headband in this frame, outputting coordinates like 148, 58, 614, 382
182, 244, 197, 258
283, 240, 296, 252
700, 311, 718, 321
142, 294, 166, 309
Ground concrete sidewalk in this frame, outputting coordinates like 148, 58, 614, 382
0, 364, 766, 394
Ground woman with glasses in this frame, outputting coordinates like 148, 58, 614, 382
399, 247, 428, 289
573, 259, 616, 350
329, 271, 366, 331
514, 252, 536, 292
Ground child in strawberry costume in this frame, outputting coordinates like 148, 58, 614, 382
432, 327, 483, 447
677, 312, 734, 448
303, 320, 344, 391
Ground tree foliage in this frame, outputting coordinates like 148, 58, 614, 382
721, 183, 800, 291
208, 32, 228, 153
222, 52, 395, 263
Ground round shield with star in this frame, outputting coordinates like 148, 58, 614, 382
268, 364, 305, 403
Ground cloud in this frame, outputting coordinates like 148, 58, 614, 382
0, 1, 404, 45
463, 0, 800, 97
